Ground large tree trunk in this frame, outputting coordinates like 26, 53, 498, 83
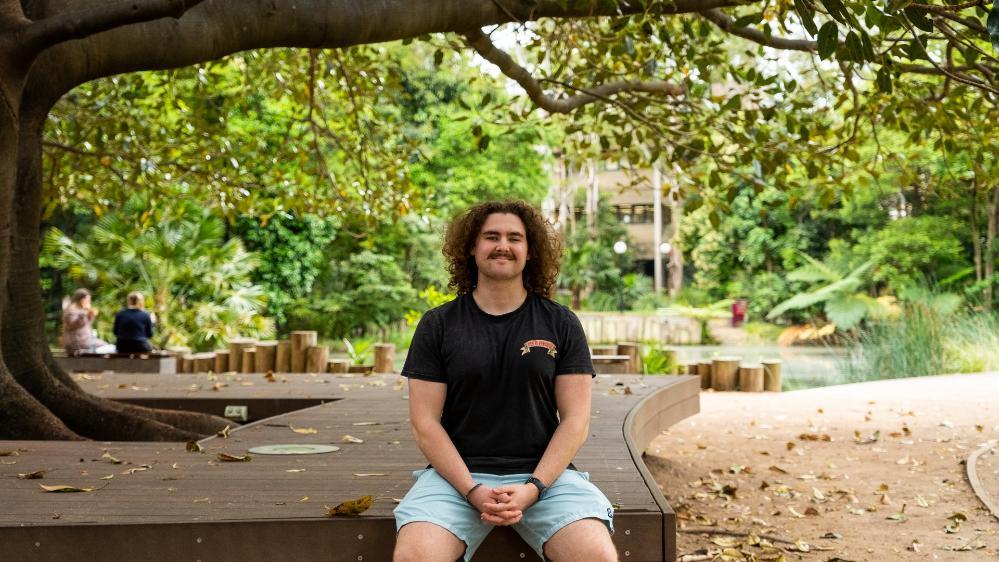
0, 85, 232, 441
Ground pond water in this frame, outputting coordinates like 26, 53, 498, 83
672, 345, 850, 390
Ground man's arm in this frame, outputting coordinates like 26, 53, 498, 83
408, 378, 521, 523
488, 374, 591, 518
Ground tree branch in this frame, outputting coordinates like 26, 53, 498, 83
894, 63, 979, 74
462, 28, 683, 115
908, 0, 985, 13
20, 0, 204, 56
699, 9, 817, 52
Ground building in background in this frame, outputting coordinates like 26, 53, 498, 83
545, 157, 684, 296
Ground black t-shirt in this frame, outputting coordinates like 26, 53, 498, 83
113, 308, 153, 343
402, 293, 595, 474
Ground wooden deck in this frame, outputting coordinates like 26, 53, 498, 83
0, 372, 699, 561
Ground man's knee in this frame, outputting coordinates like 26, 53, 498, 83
394, 522, 465, 562
544, 518, 617, 561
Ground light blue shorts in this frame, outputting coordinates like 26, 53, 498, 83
394, 468, 614, 561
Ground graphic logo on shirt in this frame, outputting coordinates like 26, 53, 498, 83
520, 339, 557, 358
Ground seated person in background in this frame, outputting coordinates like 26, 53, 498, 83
113, 292, 154, 353
62, 288, 110, 355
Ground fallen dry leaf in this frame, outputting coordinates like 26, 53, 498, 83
886, 503, 907, 522
354, 473, 386, 477
799, 433, 831, 441
217, 453, 251, 462
324, 495, 373, 517
17, 470, 45, 479
709, 537, 742, 548
853, 430, 880, 444
39, 484, 105, 493
121, 465, 151, 475
186, 441, 204, 453
217, 425, 231, 439
290, 425, 318, 435
101, 451, 122, 464
341, 435, 364, 444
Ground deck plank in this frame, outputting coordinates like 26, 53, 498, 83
1, 373, 698, 561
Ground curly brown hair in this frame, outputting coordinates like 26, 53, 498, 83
443, 200, 562, 297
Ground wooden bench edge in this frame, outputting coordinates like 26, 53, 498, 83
622, 375, 701, 562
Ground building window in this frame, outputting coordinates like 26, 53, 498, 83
612, 204, 656, 224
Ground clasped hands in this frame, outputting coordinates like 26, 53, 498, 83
468, 483, 539, 526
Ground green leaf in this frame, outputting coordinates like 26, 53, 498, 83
845, 31, 864, 61
989, 3, 999, 53
904, 7, 934, 32
817, 22, 839, 60
876, 66, 893, 93
820, 0, 848, 23
795, 0, 819, 36
860, 32, 877, 61
734, 12, 765, 27
825, 295, 869, 330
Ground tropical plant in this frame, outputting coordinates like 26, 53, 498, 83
767, 253, 882, 330
342, 338, 374, 365
43, 199, 273, 350
641, 345, 676, 375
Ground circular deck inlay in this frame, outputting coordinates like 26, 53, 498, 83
247, 444, 340, 455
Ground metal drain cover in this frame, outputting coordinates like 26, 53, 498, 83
247, 444, 340, 455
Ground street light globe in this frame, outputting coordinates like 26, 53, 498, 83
613, 240, 628, 255
659, 242, 672, 255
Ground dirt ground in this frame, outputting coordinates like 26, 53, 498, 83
646, 372, 999, 561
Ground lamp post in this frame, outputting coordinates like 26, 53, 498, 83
613, 240, 627, 312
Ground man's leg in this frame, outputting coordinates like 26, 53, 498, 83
513, 470, 616, 561
394, 522, 466, 562
393, 469, 495, 561
543, 518, 617, 562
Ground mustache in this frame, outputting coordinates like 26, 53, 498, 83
488, 252, 515, 259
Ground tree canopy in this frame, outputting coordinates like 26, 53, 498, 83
2, 0, 999, 441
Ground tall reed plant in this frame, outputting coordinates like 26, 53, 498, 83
841, 306, 999, 382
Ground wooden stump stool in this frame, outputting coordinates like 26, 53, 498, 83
214, 350, 230, 373
275, 340, 291, 373
229, 338, 255, 372
739, 364, 765, 392
291, 331, 317, 372
697, 361, 713, 389
763, 360, 782, 392
306, 345, 328, 373
374, 343, 395, 374
617, 342, 642, 374
254, 341, 278, 373
711, 357, 740, 391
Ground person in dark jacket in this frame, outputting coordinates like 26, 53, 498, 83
113, 291, 154, 353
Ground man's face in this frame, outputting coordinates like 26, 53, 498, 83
471, 213, 530, 284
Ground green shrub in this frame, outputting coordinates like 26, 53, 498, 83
641, 345, 677, 375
